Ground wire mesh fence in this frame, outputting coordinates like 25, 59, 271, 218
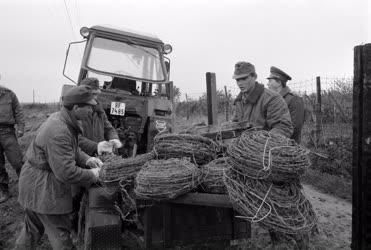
175, 76, 353, 146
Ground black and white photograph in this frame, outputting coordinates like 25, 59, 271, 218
0, 0, 369, 249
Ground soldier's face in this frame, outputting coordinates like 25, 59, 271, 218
73, 105, 93, 120
236, 75, 255, 92
267, 79, 282, 92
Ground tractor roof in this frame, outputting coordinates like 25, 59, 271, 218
90, 25, 164, 44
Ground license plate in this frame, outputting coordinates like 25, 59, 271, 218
110, 102, 126, 116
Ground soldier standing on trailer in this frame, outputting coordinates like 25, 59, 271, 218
231, 61, 293, 138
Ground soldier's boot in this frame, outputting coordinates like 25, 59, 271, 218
0, 184, 10, 203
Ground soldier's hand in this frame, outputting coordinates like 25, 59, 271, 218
97, 141, 113, 155
90, 167, 101, 179
17, 130, 24, 138
109, 139, 123, 149
86, 157, 103, 169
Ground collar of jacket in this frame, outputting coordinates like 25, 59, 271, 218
279, 86, 292, 98
234, 82, 265, 105
60, 108, 83, 135
93, 103, 104, 115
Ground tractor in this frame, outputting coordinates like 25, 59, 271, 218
62, 25, 250, 249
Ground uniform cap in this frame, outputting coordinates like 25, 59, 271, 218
80, 77, 101, 93
63, 85, 97, 106
232, 61, 256, 79
267, 66, 292, 82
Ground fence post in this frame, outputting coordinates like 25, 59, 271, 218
206, 72, 218, 125
315, 76, 322, 146
224, 85, 229, 121
185, 94, 189, 120
352, 43, 371, 249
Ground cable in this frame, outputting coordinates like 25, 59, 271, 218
63, 0, 77, 40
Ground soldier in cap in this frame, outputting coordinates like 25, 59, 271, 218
267, 67, 309, 248
0, 85, 25, 203
70, 78, 122, 234
231, 61, 293, 138
267, 66, 305, 143
78, 77, 122, 156
15, 85, 104, 249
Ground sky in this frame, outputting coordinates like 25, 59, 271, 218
0, 0, 369, 102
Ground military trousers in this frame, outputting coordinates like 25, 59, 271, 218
0, 127, 23, 186
14, 209, 76, 250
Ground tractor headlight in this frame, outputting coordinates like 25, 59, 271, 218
80, 27, 90, 38
163, 44, 172, 54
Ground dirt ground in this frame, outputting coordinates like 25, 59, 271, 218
0, 106, 352, 249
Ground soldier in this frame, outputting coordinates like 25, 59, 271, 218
231, 61, 293, 138
15, 86, 103, 249
78, 77, 122, 155
0, 85, 25, 203
267, 66, 305, 143
267, 67, 309, 248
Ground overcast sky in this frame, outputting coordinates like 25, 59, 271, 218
0, 0, 369, 102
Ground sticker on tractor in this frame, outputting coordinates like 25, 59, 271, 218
155, 120, 167, 132
110, 102, 126, 116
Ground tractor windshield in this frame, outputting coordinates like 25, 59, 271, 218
87, 37, 166, 82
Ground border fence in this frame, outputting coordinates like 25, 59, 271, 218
175, 76, 353, 144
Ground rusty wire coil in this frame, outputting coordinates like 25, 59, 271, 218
227, 130, 310, 182
134, 158, 203, 201
223, 169, 317, 234
99, 151, 155, 182
154, 133, 217, 165
201, 157, 230, 194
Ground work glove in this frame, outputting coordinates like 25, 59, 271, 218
109, 139, 123, 149
17, 130, 24, 138
97, 141, 113, 155
86, 157, 103, 169
90, 167, 101, 179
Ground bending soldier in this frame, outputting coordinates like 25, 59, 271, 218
15, 86, 103, 249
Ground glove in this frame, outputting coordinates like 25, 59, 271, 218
86, 157, 103, 169
97, 141, 113, 155
17, 130, 24, 138
90, 167, 101, 179
109, 139, 123, 149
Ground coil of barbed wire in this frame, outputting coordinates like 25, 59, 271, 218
99, 151, 155, 182
135, 158, 203, 201
201, 157, 230, 194
227, 130, 310, 182
223, 169, 317, 234
154, 133, 217, 165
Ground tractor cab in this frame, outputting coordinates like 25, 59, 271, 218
63, 25, 174, 156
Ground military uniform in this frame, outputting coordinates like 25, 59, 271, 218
232, 62, 293, 138
15, 86, 101, 250
267, 66, 305, 143
267, 67, 309, 249
0, 86, 25, 203
78, 103, 119, 155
